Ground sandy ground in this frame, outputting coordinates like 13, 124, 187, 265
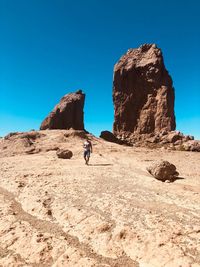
0, 130, 200, 267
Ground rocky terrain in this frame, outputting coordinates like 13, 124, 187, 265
0, 43, 199, 267
0, 130, 200, 267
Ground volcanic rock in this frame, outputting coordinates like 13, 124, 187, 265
147, 160, 179, 182
180, 140, 200, 152
144, 131, 200, 152
166, 131, 184, 143
113, 44, 176, 142
100, 131, 123, 144
40, 90, 85, 130
56, 149, 73, 159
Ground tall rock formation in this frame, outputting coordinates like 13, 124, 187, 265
113, 44, 176, 141
40, 90, 85, 130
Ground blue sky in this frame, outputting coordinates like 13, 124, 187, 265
0, 0, 200, 138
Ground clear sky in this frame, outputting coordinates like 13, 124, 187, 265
0, 0, 200, 139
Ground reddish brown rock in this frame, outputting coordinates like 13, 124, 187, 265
147, 160, 179, 182
113, 44, 176, 142
100, 131, 123, 144
181, 140, 200, 152
56, 149, 73, 159
166, 131, 184, 143
40, 90, 85, 130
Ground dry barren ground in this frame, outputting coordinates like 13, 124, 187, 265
0, 130, 200, 267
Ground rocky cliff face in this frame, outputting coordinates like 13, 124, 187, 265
113, 44, 176, 141
40, 90, 85, 130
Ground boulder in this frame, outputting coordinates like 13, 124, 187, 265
147, 160, 179, 182
166, 131, 183, 143
113, 44, 176, 142
100, 131, 122, 144
185, 135, 194, 141
40, 90, 85, 130
181, 141, 200, 152
56, 149, 73, 159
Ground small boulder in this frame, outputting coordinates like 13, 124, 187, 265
182, 141, 200, 152
100, 131, 122, 144
166, 131, 183, 143
174, 140, 182, 146
56, 149, 73, 159
147, 160, 179, 182
184, 135, 194, 141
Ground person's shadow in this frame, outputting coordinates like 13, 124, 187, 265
89, 163, 113, 166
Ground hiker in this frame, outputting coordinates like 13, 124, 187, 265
83, 139, 92, 165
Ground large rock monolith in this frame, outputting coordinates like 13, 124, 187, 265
113, 44, 176, 143
40, 90, 85, 130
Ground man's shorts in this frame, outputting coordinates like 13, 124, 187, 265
84, 150, 90, 158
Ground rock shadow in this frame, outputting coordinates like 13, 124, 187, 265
170, 176, 185, 182
162, 176, 185, 183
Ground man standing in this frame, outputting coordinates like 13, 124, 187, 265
83, 139, 92, 165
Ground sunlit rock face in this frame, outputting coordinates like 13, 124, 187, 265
40, 90, 85, 130
113, 44, 176, 142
